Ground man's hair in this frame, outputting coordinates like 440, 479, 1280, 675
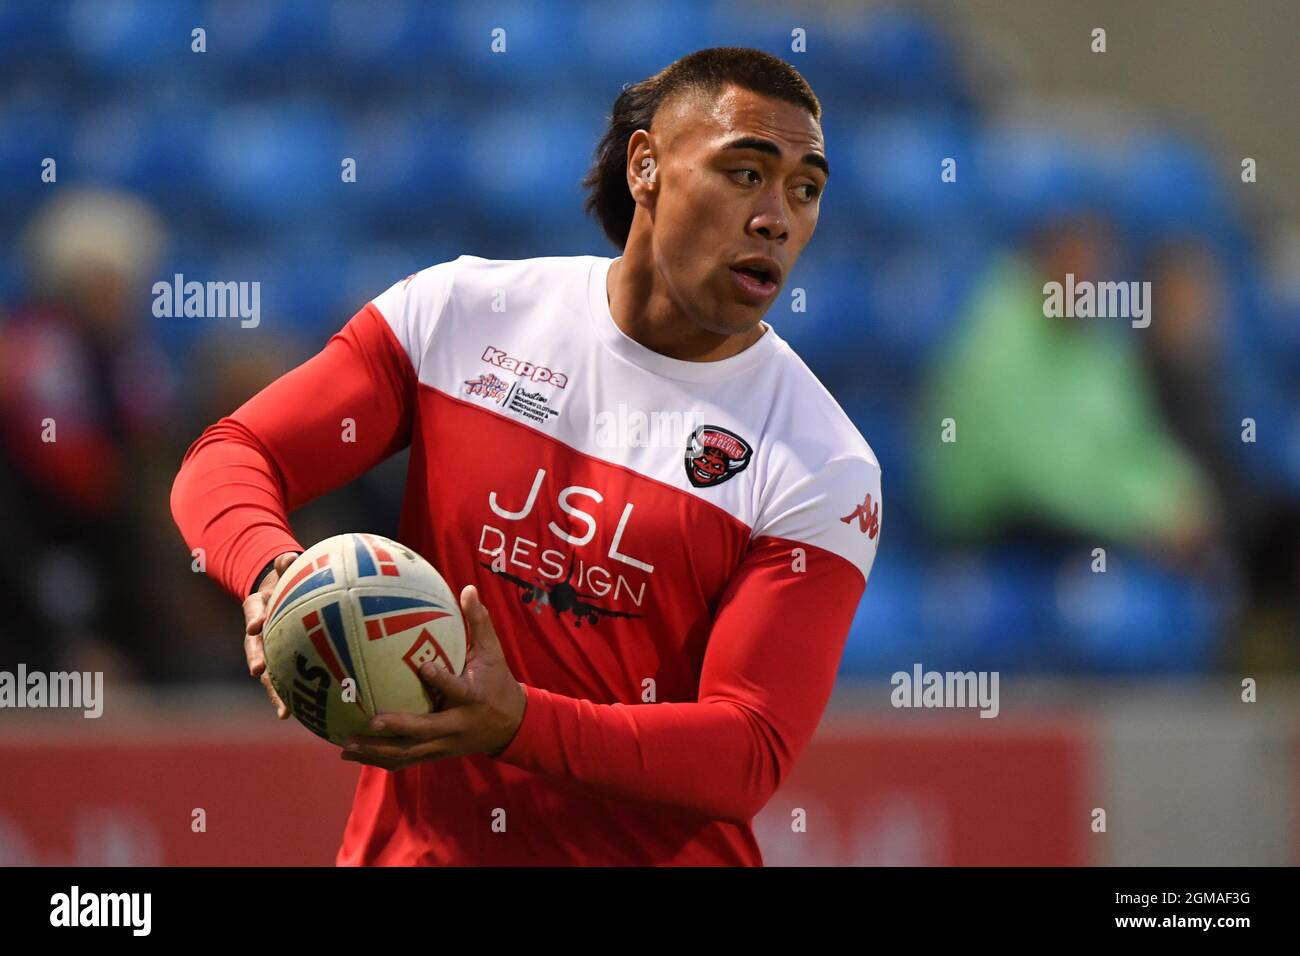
582, 47, 821, 249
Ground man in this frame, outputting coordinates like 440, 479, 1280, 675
917, 215, 1213, 561
171, 47, 882, 866
3, 189, 173, 678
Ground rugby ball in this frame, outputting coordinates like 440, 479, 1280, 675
261, 533, 467, 746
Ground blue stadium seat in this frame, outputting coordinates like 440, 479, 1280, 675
63, 0, 204, 78
202, 231, 350, 335
70, 97, 218, 198
320, 0, 458, 77
0, 91, 72, 202
772, 253, 870, 375
438, 0, 580, 91
575, 0, 708, 79
0, 2, 61, 64
461, 99, 600, 223
337, 103, 473, 229
197, 0, 333, 75
972, 120, 1112, 236
846, 113, 978, 230
1053, 555, 1222, 674
917, 549, 1060, 672
1109, 133, 1230, 238
203, 100, 344, 226
855, 9, 968, 109
840, 548, 926, 675
793, 9, 968, 112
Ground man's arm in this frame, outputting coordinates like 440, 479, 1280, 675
170, 284, 431, 600
490, 457, 883, 824
493, 535, 868, 823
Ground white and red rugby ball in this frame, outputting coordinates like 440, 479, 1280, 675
261, 533, 467, 746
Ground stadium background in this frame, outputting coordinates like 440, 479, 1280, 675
1, 0, 1298, 865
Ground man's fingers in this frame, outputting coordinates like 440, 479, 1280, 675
365, 710, 462, 741
417, 661, 471, 704
341, 752, 421, 772
342, 733, 451, 761
243, 629, 268, 677
259, 670, 289, 719
460, 585, 503, 656
243, 593, 268, 635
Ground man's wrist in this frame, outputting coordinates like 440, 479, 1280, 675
250, 559, 280, 597
488, 681, 529, 758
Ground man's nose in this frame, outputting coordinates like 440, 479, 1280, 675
749, 203, 789, 243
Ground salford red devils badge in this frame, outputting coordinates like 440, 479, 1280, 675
685, 425, 753, 488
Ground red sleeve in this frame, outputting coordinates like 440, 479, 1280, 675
493, 535, 867, 824
170, 304, 416, 600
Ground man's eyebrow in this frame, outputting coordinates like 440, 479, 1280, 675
720, 136, 830, 177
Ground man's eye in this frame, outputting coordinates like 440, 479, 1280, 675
730, 169, 760, 185
796, 183, 821, 201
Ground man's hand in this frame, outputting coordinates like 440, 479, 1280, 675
341, 584, 527, 771
243, 551, 302, 719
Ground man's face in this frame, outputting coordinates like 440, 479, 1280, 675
645, 84, 827, 336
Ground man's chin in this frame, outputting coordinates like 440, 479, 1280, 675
715, 308, 771, 338
699, 300, 766, 334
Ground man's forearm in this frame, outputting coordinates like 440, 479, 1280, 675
170, 419, 304, 601
491, 683, 786, 824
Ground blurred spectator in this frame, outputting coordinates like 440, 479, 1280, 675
1140, 239, 1300, 664
0, 189, 175, 678
915, 215, 1220, 570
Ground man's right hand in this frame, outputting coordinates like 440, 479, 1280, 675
243, 551, 302, 719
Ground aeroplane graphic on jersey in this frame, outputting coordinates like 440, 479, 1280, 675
479, 552, 642, 628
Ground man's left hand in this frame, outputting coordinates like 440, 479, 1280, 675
341, 584, 526, 771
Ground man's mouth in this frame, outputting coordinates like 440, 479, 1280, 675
728, 264, 779, 302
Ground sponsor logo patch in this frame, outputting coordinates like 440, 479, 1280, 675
464, 372, 560, 425
464, 372, 510, 401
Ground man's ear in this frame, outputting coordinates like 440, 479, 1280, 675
626, 129, 658, 205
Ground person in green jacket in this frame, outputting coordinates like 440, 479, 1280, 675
917, 216, 1216, 567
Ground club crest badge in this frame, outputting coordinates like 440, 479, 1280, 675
684, 425, 753, 488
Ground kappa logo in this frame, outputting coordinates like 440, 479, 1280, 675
482, 346, 569, 387
684, 425, 753, 488
840, 491, 880, 539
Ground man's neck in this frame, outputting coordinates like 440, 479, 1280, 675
605, 256, 767, 363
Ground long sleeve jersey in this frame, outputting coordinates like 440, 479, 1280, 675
171, 254, 882, 866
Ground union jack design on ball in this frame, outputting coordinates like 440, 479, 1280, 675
266, 553, 334, 629
353, 533, 401, 577
303, 602, 364, 710
358, 594, 453, 640
358, 593, 458, 678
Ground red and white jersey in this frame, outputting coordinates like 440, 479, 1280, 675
171, 253, 882, 866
